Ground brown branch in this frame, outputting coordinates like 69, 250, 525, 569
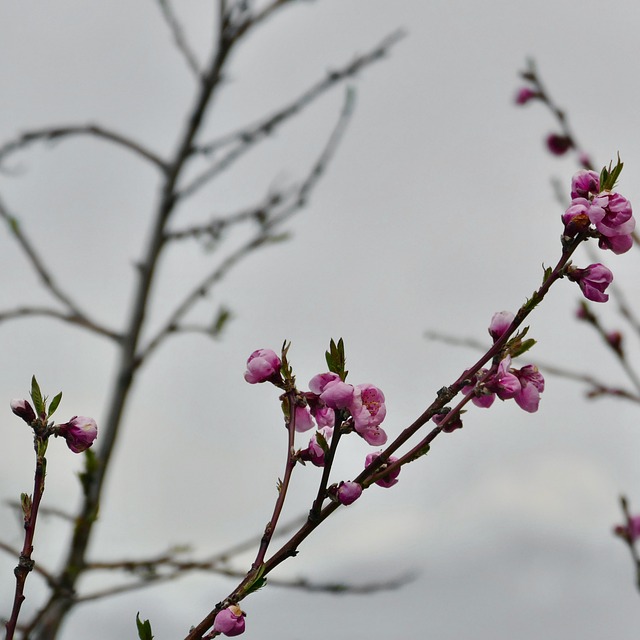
0, 197, 121, 343
181, 29, 405, 199
156, 0, 202, 78
0, 306, 122, 342
0, 124, 168, 173
0, 540, 57, 588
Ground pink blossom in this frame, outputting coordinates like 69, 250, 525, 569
489, 357, 521, 400
462, 370, 495, 408
614, 515, 640, 543
588, 192, 635, 238
337, 481, 363, 505
562, 199, 592, 238
350, 384, 386, 429
311, 404, 335, 428
319, 379, 354, 410
546, 133, 571, 155
570, 170, 600, 199
598, 233, 634, 254
365, 452, 400, 488
10, 399, 36, 424
293, 405, 315, 433
569, 263, 613, 303
56, 416, 98, 453
309, 372, 341, 394
213, 605, 245, 637
356, 423, 388, 446
488, 311, 514, 341
301, 427, 333, 467
514, 87, 537, 105
243, 349, 281, 384
513, 365, 545, 412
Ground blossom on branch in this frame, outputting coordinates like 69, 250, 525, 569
213, 605, 246, 637
567, 263, 613, 303
243, 349, 282, 384
337, 481, 363, 505
56, 416, 98, 453
10, 399, 36, 424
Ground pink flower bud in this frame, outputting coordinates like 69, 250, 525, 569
514, 87, 537, 105
243, 349, 281, 384
293, 404, 315, 433
56, 416, 98, 453
613, 515, 640, 543
546, 133, 571, 156
433, 411, 463, 433
337, 481, 363, 505
513, 365, 545, 413
213, 605, 245, 637
588, 192, 635, 238
10, 399, 36, 424
365, 452, 400, 488
319, 379, 354, 410
570, 170, 600, 199
488, 311, 514, 341
568, 263, 613, 303
598, 233, 634, 254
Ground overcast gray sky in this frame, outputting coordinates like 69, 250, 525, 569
1, 1, 640, 639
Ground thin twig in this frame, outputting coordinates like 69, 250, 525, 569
180, 29, 405, 199
156, 0, 202, 78
0, 124, 168, 173
0, 197, 121, 342
0, 306, 122, 342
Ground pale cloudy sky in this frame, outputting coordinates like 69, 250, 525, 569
1, 1, 640, 639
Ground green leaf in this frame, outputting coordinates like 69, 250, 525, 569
244, 563, 268, 596
135, 613, 154, 640
315, 430, 329, 454
325, 338, 348, 380
30, 376, 45, 416
510, 338, 537, 358
48, 392, 62, 418
600, 154, 624, 191
210, 306, 233, 339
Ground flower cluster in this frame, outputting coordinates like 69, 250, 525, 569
244, 346, 395, 507
563, 169, 635, 255
461, 312, 545, 414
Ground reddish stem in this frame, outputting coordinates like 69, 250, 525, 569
5, 437, 48, 640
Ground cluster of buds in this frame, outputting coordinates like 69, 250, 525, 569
10, 378, 98, 454
244, 344, 397, 506
461, 311, 545, 416
561, 165, 634, 303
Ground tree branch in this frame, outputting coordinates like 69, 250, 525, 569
0, 125, 168, 173
180, 29, 405, 199
156, 0, 202, 78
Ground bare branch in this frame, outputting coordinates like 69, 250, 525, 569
156, 0, 202, 78
0, 306, 122, 342
0, 196, 121, 342
180, 29, 405, 199
137, 88, 355, 367
0, 124, 168, 173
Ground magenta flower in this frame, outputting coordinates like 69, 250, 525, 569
514, 87, 537, 105
337, 481, 363, 505
489, 357, 521, 400
513, 365, 545, 412
356, 423, 388, 446
302, 426, 333, 467
568, 263, 613, 303
546, 133, 571, 155
598, 233, 634, 254
462, 369, 495, 408
365, 452, 400, 488
588, 192, 635, 238
10, 399, 36, 424
243, 349, 281, 384
488, 311, 514, 341
309, 372, 340, 395
570, 170, 600, 199
311, 404, 335, 428
293, 404, 315, 433
56, 416, 98, 453
350, 384, 386, 428
319, 379, 354, 410
213, 605, 245, 637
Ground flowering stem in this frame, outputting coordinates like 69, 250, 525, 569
309, 410, 344, 519
5, 436, 48, 640
359, 231, 586, 485
250, 391, 298, 572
